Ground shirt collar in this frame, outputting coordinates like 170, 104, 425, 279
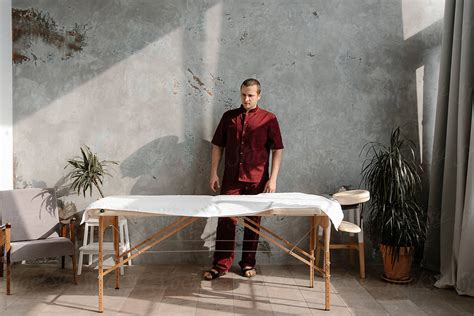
239, 104, 259, 113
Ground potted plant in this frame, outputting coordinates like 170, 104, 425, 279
65, 145, 118, 198
361, 127, 426, 283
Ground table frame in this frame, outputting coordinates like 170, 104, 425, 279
95, 211, 332, 313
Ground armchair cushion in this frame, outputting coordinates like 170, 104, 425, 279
10, 237, 74, 262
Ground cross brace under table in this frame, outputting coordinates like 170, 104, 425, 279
95, 213, 332, 313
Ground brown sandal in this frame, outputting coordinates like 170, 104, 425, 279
203, 268, 226, 280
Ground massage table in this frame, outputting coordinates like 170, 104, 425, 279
83, 192, 343, 313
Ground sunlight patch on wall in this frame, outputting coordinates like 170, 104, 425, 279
402, 0, 444, 40
202, 2, 223, 140
416, 65, 424, 163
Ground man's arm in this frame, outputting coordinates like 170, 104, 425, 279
210, 144, 224, 192
264, 149, 283, 193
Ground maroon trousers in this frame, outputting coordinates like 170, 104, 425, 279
212, 180, 266, 273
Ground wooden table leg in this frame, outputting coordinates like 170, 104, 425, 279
113, 216, 120, 289
98, 216, 105, 313
322, 216, 331, 311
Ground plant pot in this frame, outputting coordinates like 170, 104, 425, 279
379, 244, 414, 283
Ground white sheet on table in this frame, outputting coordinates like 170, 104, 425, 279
83, 192, 343, 229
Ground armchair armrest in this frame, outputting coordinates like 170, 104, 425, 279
0, 223, 11, 252
0, 223, 11, 292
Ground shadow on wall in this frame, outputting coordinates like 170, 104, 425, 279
119, 136, 216, 264
120, 135, 213, 195
12, 0, 220, 123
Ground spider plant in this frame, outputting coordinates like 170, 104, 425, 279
361, 127, 426, 260
65, 145, 118, 198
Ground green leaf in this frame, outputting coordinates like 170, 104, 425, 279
64, 145, 119, 199
361, 127, 426, 249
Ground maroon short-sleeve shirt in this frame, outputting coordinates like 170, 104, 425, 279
212, 105, 284, 184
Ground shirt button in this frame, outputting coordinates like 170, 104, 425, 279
240, 152, 243, 155
241, 141, 244, 145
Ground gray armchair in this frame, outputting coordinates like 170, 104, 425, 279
0, 188, 77, 294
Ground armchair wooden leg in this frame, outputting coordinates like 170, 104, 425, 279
0, 247, 3, 278
61, 224, 67, 269
6, 249, 11, 295
71, 254, 78, 285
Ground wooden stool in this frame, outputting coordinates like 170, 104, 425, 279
77, 218, 132, 275
316, 190, 370, 278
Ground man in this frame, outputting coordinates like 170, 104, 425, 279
203, 78, 284, 280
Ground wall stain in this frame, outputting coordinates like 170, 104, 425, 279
188, 81, 201, 91
223, 97, 233, 111
187, 68, 213, 96
12, 8, 88, 64
338, 51, 363, 65
210, 73, 225, 84
312, 11, 319, 18
240, 31, 248, 42
306, 52, 315, 57
187, 68, 205, 86
173, 79, 181, 95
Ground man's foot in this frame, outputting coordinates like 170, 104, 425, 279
203, 268, 226, 281
242, 266, 257, 278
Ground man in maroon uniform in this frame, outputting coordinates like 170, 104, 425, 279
203, 78, 284, 280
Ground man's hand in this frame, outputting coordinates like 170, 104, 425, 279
209, 174, 221, 193
210, 145, 223, 193
264, 178, 277, 193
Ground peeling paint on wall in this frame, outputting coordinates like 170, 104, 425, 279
187, 68, 213, 96
12, 8, 88, 64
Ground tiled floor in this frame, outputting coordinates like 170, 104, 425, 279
0, 263, 473, 315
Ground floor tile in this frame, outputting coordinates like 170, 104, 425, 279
377, 299, 427, 315
1, 263, 473, 315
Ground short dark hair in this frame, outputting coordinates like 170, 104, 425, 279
241, 78, 261, 94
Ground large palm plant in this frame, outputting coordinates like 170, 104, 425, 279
65, 145, 118, 198
361, 128, 426, 258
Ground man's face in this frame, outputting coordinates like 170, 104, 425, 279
240, 85, 261, 111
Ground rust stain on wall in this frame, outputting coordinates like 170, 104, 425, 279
12, 8, 88, 64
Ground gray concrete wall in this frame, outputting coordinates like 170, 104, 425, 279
12, 0, 444, 265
